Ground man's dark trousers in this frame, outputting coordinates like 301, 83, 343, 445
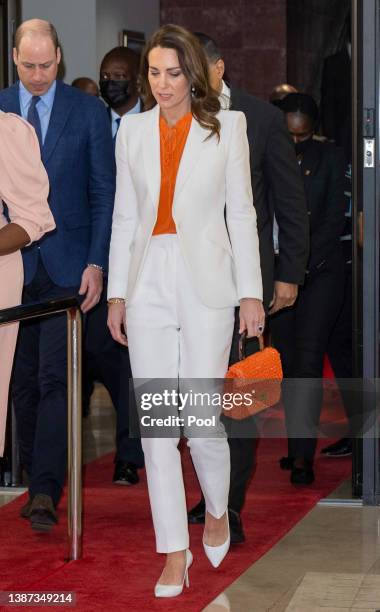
12, 256, 78, 506
227, 311, 260, 513
84, 286, 144, 468
224, 88, 308, 514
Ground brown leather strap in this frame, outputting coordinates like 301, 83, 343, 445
238, 330, 264, 360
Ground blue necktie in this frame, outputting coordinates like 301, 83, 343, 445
113, 117, 121, 151
27, 96, 42, 148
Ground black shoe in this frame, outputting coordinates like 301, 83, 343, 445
30, 494, 58, 532
113, 461, 139, 485
290, 461, 315, 485
228, 508, 245, 545
188, 498, 206, 524
20, 497, 33, 519
279, 456, 294, 470
321, 438, 352, 457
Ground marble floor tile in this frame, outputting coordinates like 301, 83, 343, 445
284, 572, 378, 611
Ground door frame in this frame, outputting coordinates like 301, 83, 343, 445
354, 0, 380, 505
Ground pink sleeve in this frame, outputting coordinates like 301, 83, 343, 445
0, 112, 55, 243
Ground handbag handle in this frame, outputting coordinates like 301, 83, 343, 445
238, 330, 264, 360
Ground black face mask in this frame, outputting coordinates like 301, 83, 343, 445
99, 79, 133, 109
294, 136, 313, 156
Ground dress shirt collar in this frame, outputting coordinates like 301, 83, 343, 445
111, 97, 141, 121
219, 80, 231, 110
19, 80, 57, 113
110, 108, 121, 123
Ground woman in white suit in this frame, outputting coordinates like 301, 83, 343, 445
107, 24, 264, 598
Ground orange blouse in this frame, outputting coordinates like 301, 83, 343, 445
152, 112, 192, 235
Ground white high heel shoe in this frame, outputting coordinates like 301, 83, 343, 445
203, 512, 230, 568
154, 549, 193, 598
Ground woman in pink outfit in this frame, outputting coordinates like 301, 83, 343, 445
0, 111, 54, 456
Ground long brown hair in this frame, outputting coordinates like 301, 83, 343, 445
139, 24, 221, 139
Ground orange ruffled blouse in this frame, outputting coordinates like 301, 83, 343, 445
152, 112, 192, 235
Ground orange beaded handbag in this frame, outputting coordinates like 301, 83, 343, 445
223, 331, 283, 420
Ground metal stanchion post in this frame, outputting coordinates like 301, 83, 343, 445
67, 307, 82, 561
0, 297, 83, 555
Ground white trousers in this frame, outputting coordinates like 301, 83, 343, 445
127, 235, 235, 553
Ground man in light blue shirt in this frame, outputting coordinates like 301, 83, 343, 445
99, 46, 141, 139
0, 18, 115, 532
19, 79, 56, 144
109, 97, 140, 136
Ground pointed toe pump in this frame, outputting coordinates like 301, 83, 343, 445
203, 514, 230, 568
154, 549, 193, 598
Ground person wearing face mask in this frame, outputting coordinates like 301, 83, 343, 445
99, 46, 141, 140
83, 46, 144, 487
270, 92, 346, 485
188, 32, 309, 546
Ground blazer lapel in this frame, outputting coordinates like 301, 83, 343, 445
173, 117, 207, 209
142, 104, 161, 210
42, 81, 75, 164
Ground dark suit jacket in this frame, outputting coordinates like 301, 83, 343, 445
300, 140, 346, 272
230, 87, 309, 308
0, 80, 116, 286
321, 47, 351, 162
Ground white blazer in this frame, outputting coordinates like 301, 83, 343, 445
108, 104, 262, 308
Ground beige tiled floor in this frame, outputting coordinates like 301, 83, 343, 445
203, 503, 380, 611
0, 490, 25, 507
2, 384, 380, 612
284, 573, 380, 611
82, 384, 116, 464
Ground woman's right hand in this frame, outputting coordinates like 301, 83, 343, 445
107, 302, 128, 347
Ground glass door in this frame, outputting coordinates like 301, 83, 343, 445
354, 0, 380, 505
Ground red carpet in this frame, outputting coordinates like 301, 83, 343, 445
0, 432, 351, 612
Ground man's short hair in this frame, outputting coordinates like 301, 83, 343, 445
193, 32, 222, 63
100, 46, 139, 75
15, 19, 59, 52
280, 93, 319, 126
